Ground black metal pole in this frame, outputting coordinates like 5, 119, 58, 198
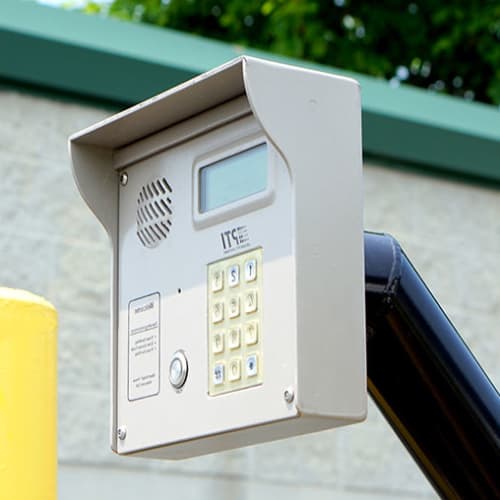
364, 232, 500, 499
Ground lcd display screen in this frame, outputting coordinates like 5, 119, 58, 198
199, 143, 267, 213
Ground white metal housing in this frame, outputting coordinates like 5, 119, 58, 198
69, 56, 366, 459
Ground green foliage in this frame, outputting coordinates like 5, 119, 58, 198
84, 0, 500, 106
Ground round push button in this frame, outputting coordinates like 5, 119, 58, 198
169, 350, 188, 389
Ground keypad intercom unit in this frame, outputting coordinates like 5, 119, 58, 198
70, 56, 366, 459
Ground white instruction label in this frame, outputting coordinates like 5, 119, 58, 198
128, 293, 160, 401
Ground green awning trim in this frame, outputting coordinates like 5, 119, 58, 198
2, 0, 500, 183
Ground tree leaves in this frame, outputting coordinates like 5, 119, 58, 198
83, 0, 500, 106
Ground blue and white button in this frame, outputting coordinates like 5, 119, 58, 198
246, 354, 258, 377
213, 363, 225, 385
244, 259, 257, 282
228, 264, 240, 287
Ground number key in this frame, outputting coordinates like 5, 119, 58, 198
245, 259, 257, 282
244, 290, 258, 314
212, 332, 224, 354
228, 296, 240, 318
228, 265, 240, 287
211, 269, 224, 292
228, 328, 241, 350
212, 301, 224, 323
244, 321, 258, 345
228, 358, 241, 382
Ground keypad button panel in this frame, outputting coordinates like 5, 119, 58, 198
208, 247, 263, 396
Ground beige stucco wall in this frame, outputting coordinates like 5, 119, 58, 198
1, 88, 498, 499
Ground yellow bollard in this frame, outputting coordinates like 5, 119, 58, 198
0, 288, 57, 500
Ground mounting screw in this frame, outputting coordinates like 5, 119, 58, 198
284, 387, 295, 404
117, 425, 127, 440
119, 172, 128, 186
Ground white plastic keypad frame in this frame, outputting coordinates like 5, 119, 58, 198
207, 247, 264, 396
69, 56, 367, 459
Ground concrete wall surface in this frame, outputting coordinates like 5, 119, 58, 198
1, 88, 498, 499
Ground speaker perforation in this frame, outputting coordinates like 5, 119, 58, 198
136, 176, 173, 248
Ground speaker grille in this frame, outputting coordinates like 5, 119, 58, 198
136, 177, 173, 248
